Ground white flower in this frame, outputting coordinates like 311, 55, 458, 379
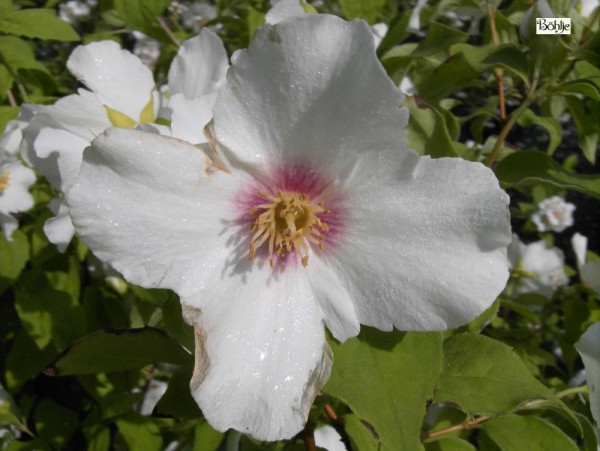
371, 22, 388, 47
132, 31, 161, 68
58, 0, 93, 24
0, 125, 35, 240
181, 1, 218, 33
508, 234, 568, 297
532, 195, 575, 233
571, 233, 600, 296
67, 15, 511, 440
26, 31, 226, 251
575, 322, 600, 438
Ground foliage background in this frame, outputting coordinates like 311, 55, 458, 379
0, 0, 599, 449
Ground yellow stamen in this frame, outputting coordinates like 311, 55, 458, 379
0, 170, 9, 192
248, 190, 329, 268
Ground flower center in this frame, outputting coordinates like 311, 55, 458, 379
248, 190, 330, 268
0, 170, 9, 192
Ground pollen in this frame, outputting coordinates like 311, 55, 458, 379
248, 190, 330, 268
0, 170, 9, 192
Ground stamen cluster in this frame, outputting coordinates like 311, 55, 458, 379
248, 190, 329, 268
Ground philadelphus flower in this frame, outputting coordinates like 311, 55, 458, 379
575, 322, 600, 437
0, 123, 35, 240
508, 234, 568, 297
532, 195, 575, 233
67, 15, 511, 440
572, 233, 600, 296
26, 30, 226, 251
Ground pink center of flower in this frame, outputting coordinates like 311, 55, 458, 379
248, 190, 330, 268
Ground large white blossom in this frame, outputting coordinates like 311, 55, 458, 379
508, 234, 569, 297
67, 15, 511, 440
575, 322, 600, 439
532, 195, 576, 233
25, 30, 227, 251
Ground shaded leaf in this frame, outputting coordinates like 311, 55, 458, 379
425, 437, 476, 451
412, 22, 468, 57
0, 229, 29, 294
116, 413, 162, 451
480, 414, 579, 451
516, 109, 562, 155
325, 328, 443, 451
0, 9, 79, 41
339, 0, 386, 23
494, 150, 600, 199
43, 327, 192, 376
406, 96, 460, 157
344, 414, 380, 451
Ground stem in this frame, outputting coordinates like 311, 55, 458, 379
303, 422, 316, 451
324, 404, 339, 422
581, 6, 600, 44
484, 66, 540, 167
486, 1, 506, 122
423, 415, 490, 440
557, 385, 589, 398
0, 53, 28, 103
6, 89, 17, 107
156, 16, 181, 47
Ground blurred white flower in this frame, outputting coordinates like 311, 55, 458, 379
68, 15, 510, 440
139, 379, 169, 415
407, 0, 429, 32
575, 322, 600, 439
371, 22, 388, 47
315, 425, 347, 451
266, 0, 307, 24
532, 195, 575, 233
132, 31, 161, 68
508, 234, 569, 297
0, 126, 35, 240
181, 1, 218, 33
58, 0, 93, 24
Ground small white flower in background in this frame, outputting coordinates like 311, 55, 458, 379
407, 0, 429, 32
315, 425, 347, 451
0, 125, 35, 241
572, 233, 600, 296
266, 0, 308, 24
132, 31, 161, 68
180, 1, 218, 33
67, 15, 511, 440
508, 234, 569, 297
58, 0, 93, 24
532, 195, 575, 233
575, 322, 600, 439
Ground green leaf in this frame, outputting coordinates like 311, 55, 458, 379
0, 9, 79, 41
193, 422, 224, 451
480, 415, 579, 451
43, 327, 192, 376
425, 437, 476, 451
0, 105, 18, 132
575, 29, 600, 65
558, 79, 600, 101
116, 413, 162, 451
494, 150, 600, 199
406, 96, 460, 157
0, 36, 49, 74
516, 109, 562, 155
343, 414, 380, 451
35, 399, 79, 448
325, 328, 443, 451
566, 96, 599, 164
434, 334, 560, 416
412, 22, 469, 57
155, 366, 201, 419
418, 44, 529, 103
114, 0, 171, 38
0, 229, 29, 294
339, 0, 386, 23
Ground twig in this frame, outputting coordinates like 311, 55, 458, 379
423, 415, 490, 440
6, 89, 17, 107
324, 403, 339, 422
157, 16, 181, 47
304, 422, 316, 451
486, 2, 506, 122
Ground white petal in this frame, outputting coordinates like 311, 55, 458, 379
582, 260, 600, 297
43, 199, 75, 252
575, 322, 600, 428
518, 241, 567, 297
0, 161, 35, 214
314, 425, 347, 451
0, 211, 18, 240
31, 90, 109, 140
168, 29, 228, 99
266, 0, 306, 24
322, 150, 510, 331
66, 128, 252, 299
572, 232, 588, 268
34, 128, 89, 191
184, 266, 331, 441
213, 15, 407, 173
169, 92, 217, 143
0, 120, 24, 157
67, 41, 154, 120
